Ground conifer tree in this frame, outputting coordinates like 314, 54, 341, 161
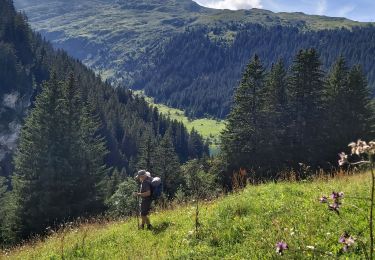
137, 127, 157, 172
323, 57, 351, 160
154, 129, 182, 197
288, 49, 325, 165
264, 60, 289, 167
9, 73, 108, 240
347, 65, 375, 139
221, 55, 266, 172
188, 128, 206, 160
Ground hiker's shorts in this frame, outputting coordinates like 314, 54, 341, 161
140, 199, 152, 216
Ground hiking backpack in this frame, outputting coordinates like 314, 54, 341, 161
150, 177, 162, 200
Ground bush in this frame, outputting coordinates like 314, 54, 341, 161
107, 177, 138, 218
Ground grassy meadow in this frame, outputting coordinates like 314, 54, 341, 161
4, 171, 372, 259
134, 90, 226, 155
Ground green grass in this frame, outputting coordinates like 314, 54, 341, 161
134, 90, 226, 154
5, 172, 372, 259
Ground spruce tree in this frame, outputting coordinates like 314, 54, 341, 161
323, 60, 374, 163
137, 127, 157, 173
288, 49, 325, 165
221, 55, 266, 172
323, 57, 351, 160
154, 129, 182, 197
346, 65, 374, 139
10, 73, 108, 240
188, 128, 205, 160
264, 60, 289, 167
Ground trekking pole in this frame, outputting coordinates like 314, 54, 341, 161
136, 195, 140, 229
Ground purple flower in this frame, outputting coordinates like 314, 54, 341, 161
319, 196, 328, 203
329, 203, 340, 214
339, 232, 355, 252
276, 241, 288, 255
339, 233, 347, 243
330, 192, 340, 200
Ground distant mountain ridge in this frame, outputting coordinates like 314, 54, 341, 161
14, 0, 375, 118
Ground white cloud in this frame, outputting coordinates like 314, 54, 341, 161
194, 0, 263, 10
316, 0, 327, 15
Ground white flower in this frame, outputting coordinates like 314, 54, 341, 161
338, 152, 348, 166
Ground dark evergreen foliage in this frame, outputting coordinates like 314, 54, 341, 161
137, 25, 375, 118
221, 49, 375, 181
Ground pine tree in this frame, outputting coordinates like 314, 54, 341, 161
188, 128, 205, 160
288, 49, 325, 165
154, 129, 182, 197
264, 60, 289, 167
323, 57, 351, 160
9, 73, 108, 240
221, 55, 266, 172
137, 127, 157, 172
346, 65, 374, 139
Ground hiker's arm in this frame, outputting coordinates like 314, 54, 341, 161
135, 190, 151, 197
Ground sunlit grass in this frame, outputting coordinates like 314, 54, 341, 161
5, 172, 371, 259
133, 90, 226, 155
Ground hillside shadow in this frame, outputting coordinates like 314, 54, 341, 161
152, 221, 172, 235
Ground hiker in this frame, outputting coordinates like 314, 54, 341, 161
134, 170, 153, 230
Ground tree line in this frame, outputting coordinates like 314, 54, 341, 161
221, 49, 374, 182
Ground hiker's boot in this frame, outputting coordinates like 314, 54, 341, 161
147, 224, 153, 230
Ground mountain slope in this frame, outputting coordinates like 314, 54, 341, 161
14, 0, 375, 118
5, 172, 370, 259
0, 0, 208, 179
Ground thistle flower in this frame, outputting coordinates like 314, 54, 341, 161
339, 232, 355, 252
319, 196, 328, 203
330, 191, 344, 200
275, 241, 288, 255
328, 202, 340, 215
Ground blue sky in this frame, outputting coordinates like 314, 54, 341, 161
193, 0, 375, 22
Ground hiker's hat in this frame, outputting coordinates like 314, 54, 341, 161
135, 169, 147, 179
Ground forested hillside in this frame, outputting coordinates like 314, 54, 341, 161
140, 25, 375, 118
14, 0, 375, 118
0, 0, 208, 178
0, 0, 208, 244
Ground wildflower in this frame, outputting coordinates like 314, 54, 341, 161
275, 241, 288, 255
348, 139, 375, 155
330, 191, 343, 200
328, 202, 340, 215
338, 152, 348, 166
319, 196, 328, 203
339, 232, 355, 252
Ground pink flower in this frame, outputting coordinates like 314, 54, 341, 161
276, 241, 288, 255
